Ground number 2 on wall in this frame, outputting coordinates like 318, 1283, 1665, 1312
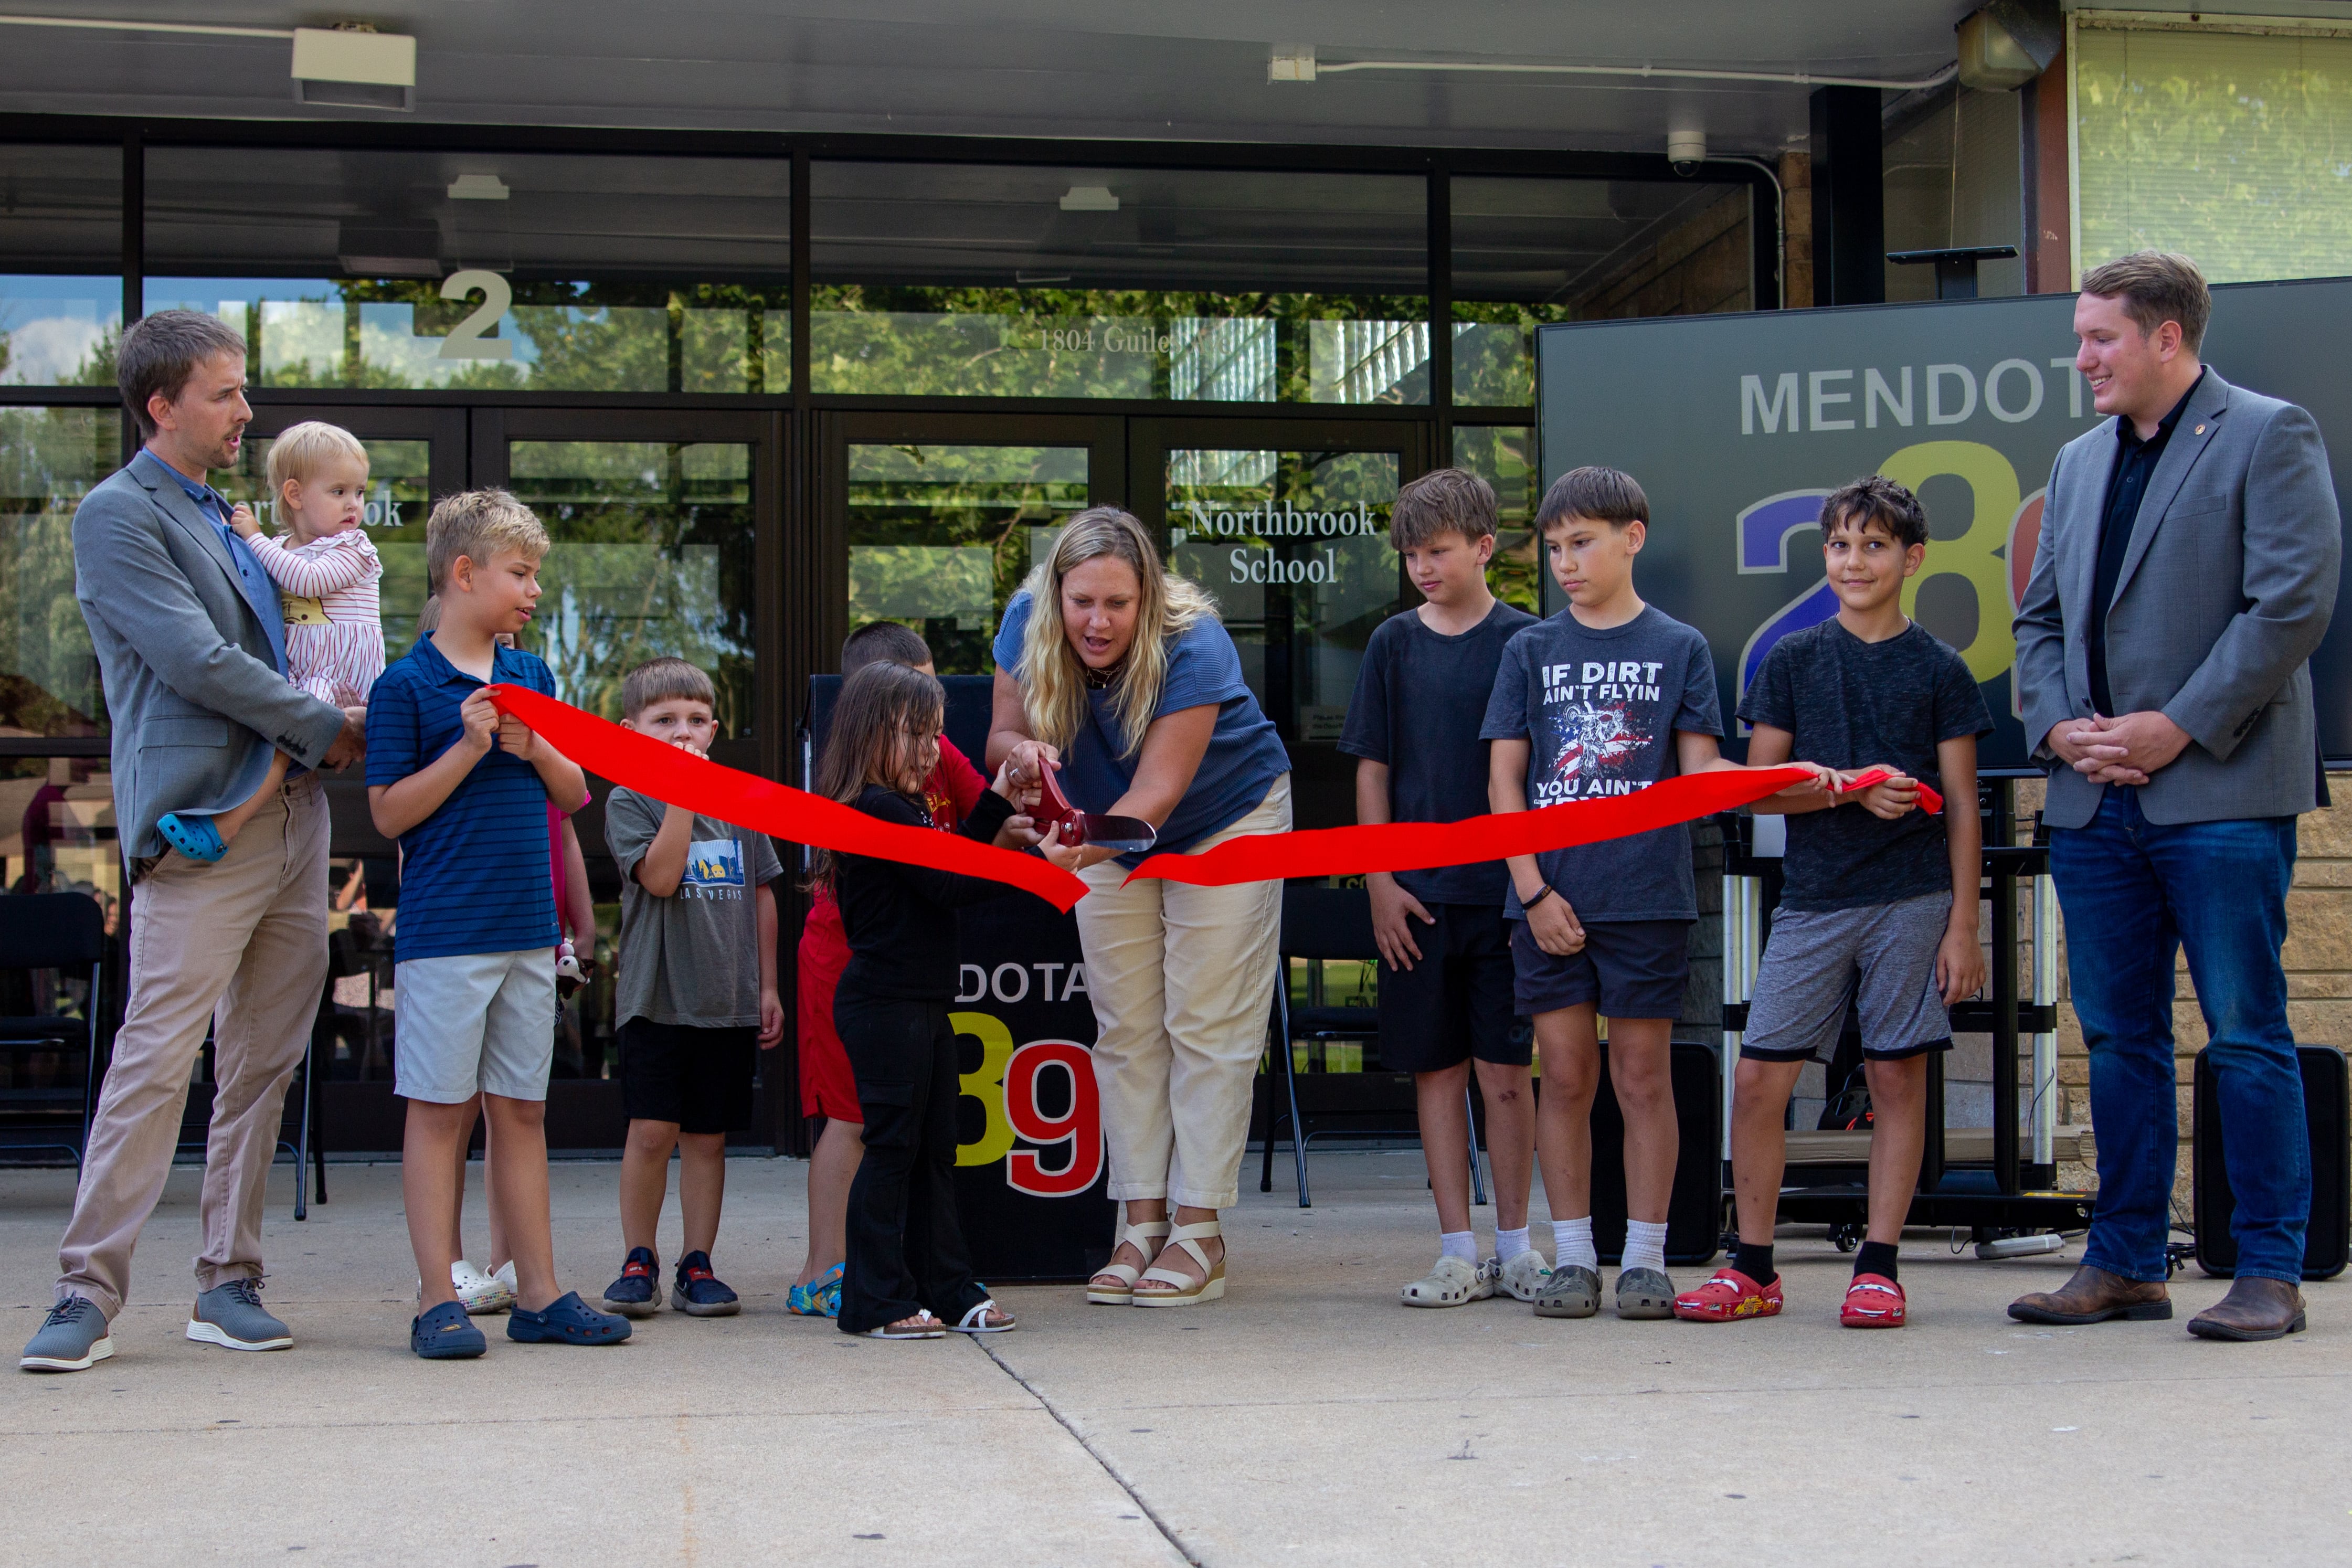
437, 269, 513, 361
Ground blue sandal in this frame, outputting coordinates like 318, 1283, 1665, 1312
506, 1290, 631, 1345
788, 1262, 843, 1318
155, 812, 227, 863
411, 1300, 487, 1360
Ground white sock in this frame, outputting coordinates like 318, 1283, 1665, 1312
1495, 1226, 1531, 1263
1622, 1219, 1669, 1276
1554, 1216, 1597, 1273
1439, 1230, 1478, 1265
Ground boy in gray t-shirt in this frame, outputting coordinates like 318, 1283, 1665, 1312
598, 658, 784, 1320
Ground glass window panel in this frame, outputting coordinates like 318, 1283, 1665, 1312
1450, 425, 1545, 616
1452, 176, 1752, 406
1, 145, 121, 387
2, 757, 123, 934
2075, 25, 2352, 283
844, 444, 1091, 674
502, 441, 756, 731
1882, 88, 2027, 302
144, 149, 789, 392
1, 406, 119, 739
1167, 449, 1399, 746
812, 163, 1426, 402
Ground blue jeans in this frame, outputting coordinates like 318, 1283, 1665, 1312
2051, 789, 2309, 1284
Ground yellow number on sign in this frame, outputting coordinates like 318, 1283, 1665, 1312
1878, 440, 2022, 684
953, 1010, 1015, 1168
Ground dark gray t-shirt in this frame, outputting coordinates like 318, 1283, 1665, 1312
606, 787, 785, 1028
1479, 605, 1721, 923
1736, 618, 1992, 913
1338, 599, 1539, 906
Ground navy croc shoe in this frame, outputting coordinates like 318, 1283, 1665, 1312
508, 1291, 631, 1345
411, 1300, 487, 1360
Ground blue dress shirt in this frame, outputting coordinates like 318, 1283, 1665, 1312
134, 448, 289, 679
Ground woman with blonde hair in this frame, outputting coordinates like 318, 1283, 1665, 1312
988, 507, 1291, 1306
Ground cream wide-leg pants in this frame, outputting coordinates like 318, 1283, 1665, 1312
1075, 775, 1289, 1212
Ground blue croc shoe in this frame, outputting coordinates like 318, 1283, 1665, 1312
508, 1291, 631, 1346
599, 1247, 661, 1318
411, 1300, 487, 1360
672, 1252, 741, 1318
788, 1262, 843, 1319
155, 812, 227, 863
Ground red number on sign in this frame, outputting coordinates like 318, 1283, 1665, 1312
1004, 1040, 1103, 1197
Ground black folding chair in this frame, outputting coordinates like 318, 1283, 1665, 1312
0, 893, 109, 1168
1259, 883, 1488, 1209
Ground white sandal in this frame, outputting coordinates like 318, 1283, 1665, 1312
863, 1309, 945, 1339
1131, 1220, 1225, 1307
947, 1298, 1016, 1334
1087, 1220, 1173, 1306
1400, 1254, 1495, 1308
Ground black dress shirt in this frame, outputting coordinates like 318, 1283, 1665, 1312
2088, 368, 2205, 716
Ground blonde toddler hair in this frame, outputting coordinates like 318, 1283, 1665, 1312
264, 420, 369, 500
425, 488, 549, 590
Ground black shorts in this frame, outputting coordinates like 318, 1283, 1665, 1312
1374, 903, 1525, 1073
1511, 917, 1692, 1020
618, 1016, 758, 1134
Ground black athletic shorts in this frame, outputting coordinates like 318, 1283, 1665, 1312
1375, 902, 1525, 1073
1510, 917, 1692, 1020
619, 1016, 758, 1134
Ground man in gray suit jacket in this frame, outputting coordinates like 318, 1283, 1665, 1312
2010, 252, 2339, 1342
20, 312, 364, 1374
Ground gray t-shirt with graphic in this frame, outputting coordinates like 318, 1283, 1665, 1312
606, 787, 785, 1029
1478, 605, 1722, 923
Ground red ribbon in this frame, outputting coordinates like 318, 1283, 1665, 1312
1842, 766, 1946, 814
482, 685, 1089, 913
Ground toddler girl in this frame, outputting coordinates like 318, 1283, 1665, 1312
156, 421, 385, 862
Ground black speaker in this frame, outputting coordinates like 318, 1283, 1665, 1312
1585, 1039, 1723, 1267
2191, 1043, 2349, 1280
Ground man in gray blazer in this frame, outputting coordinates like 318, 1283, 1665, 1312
20, 312, 363, 1374
2010, 252, 2339, 1342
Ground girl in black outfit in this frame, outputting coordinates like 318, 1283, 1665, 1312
815, 661, 1079, 1338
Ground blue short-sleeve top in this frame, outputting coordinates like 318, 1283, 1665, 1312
993, 591, 1288, 862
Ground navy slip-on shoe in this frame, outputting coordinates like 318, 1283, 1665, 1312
671, 1252, 741, 1318
411, 1301, 487, 1360
508, 1291, 631, 1345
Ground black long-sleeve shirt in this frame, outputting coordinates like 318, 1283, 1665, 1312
834, 784, 1019, 1000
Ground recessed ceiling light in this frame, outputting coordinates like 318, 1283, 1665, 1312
447, 174, 509, 201
1060, 185, 1119, 212
291, 26, 415, 111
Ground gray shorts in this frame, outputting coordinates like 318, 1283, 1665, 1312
1740, 892, 1954, 1062
393, 948, 557, 1104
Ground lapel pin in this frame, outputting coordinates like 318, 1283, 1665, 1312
2195, 423, 2206, 435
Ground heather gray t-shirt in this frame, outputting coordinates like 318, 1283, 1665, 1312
606, 787, 784, 1029
1479, 605, 1721, 923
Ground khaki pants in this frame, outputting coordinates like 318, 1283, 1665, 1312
1076, 775, 1288, 1211
56, 776, 329, 1317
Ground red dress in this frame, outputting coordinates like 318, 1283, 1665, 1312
795, 737, 987, 1122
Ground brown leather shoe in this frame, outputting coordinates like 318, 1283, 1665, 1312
2186, 1276, 2307, 1342
2007, 1264, 2173, 1325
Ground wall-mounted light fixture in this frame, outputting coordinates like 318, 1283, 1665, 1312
291, 26, 417, 111
1268, 44, 1316, 83
1059, 185, 1119, 212
447, 174, 511, 201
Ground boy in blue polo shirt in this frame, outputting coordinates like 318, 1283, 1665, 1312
367, 489, 630, 1360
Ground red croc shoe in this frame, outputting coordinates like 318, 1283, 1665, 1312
1841, 1273, 1907, 1328
1671, 1268, 1783, 1322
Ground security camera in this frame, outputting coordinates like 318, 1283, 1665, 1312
1667, 129, 1707, 177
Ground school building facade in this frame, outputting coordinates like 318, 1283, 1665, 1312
1, 2, 2347, 1172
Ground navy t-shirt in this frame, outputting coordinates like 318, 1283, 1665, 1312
993, 590, 1289, 863
366, 635, 560, 962
1338, 600, 1537, 906
1736, 618, 1991, 912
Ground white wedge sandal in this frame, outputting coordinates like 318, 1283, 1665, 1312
1086, 1219, 1173, 1306
1130, 1220, 1225, 1308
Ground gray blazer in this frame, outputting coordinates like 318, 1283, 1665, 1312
72, 454, 348, 865
2013, 366, 2340, 829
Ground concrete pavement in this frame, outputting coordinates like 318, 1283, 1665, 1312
4, 1150, 2342, 1566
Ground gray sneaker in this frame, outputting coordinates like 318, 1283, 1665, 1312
21, 1296, 112, 1372
1533, 1263, 1601, 1318
186, 1277, 293, 1352
1616, 1267, 1677, 1320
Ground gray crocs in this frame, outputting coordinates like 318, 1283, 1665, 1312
1533, 1263, 1601, 1318
1616, 1267, 1677, 1320
1401, 1254, 1495, 1308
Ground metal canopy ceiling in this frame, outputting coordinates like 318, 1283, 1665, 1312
0, 1, 1980, 154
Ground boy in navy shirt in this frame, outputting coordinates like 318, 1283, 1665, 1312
1340, 469, 1541, 1308
367, 489, 629, 1359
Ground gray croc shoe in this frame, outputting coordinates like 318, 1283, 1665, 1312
1495, 1251, 1552, 1303
1615, 1267, 1677, 1320
1533, 1263, 1601, 1318
1401, 1254, 1495, 1308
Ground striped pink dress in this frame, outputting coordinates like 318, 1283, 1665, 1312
243, 528, 386, 707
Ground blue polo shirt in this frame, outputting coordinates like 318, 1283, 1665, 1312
366, 635, 559, 962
